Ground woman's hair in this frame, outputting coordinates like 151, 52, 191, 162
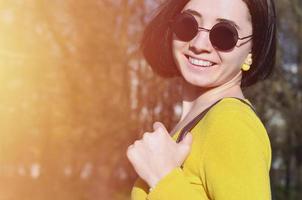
140, 0, 277, 88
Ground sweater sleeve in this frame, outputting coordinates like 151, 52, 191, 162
131, 167, 207, 200
199, 108, 272, 200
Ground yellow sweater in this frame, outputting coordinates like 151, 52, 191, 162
131, 97, 272, 200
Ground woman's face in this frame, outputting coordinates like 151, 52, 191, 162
172, 0, 252, 88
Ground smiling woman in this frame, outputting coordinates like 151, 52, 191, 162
126, 0, 276, 199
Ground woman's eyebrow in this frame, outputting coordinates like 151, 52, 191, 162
182, 9, 241, 31
182, 9, 202, 18
217, 18, 241, 30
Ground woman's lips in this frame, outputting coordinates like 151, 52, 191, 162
185, 54, 217, 68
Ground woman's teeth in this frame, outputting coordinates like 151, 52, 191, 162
188, 56, 215, 67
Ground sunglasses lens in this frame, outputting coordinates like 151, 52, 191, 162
171, 13, 198, 41
210, 23, 238, 51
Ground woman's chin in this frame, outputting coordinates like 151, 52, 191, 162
181, 73, 217, 88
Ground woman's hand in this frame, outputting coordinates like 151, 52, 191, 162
126, 121, 193, 188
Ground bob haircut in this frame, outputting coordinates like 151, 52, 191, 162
140, 0, 277, 88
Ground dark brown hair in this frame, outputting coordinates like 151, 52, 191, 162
140, 0, 276, 88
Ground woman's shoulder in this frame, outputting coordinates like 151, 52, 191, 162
209, 97, 255, 115
202, 97, 260, 125
186, 97, 271, 181
201, 97, 266, 134
197, 97, 270, 153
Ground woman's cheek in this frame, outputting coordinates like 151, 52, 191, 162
172, 40, 187, 70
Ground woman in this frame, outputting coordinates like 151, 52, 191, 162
126, 0, 276, 199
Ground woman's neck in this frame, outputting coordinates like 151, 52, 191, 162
179, 73, 245, 121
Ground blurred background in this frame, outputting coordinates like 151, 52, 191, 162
0, 0, 301, 199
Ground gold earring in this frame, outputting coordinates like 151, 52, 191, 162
242, 53, 252, 71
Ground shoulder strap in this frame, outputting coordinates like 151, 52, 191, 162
231, 97, 257, 114
176, 97, 257, 143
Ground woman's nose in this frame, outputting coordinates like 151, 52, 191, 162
189, 31, 213, 53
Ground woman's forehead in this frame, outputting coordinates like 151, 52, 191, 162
182, 0, 251, 23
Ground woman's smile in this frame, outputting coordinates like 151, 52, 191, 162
184, 54, 219, 72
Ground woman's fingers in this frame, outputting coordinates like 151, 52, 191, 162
153, 121, 165, 131
153, 121, 170, 137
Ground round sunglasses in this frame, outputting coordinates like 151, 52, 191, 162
169, 12, 253, 51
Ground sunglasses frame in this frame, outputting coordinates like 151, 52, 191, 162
169, 12, 253, 51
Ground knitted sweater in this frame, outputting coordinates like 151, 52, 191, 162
131, 97, 271, 200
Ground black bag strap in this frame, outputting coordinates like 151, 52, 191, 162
176, 97, 257, 143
